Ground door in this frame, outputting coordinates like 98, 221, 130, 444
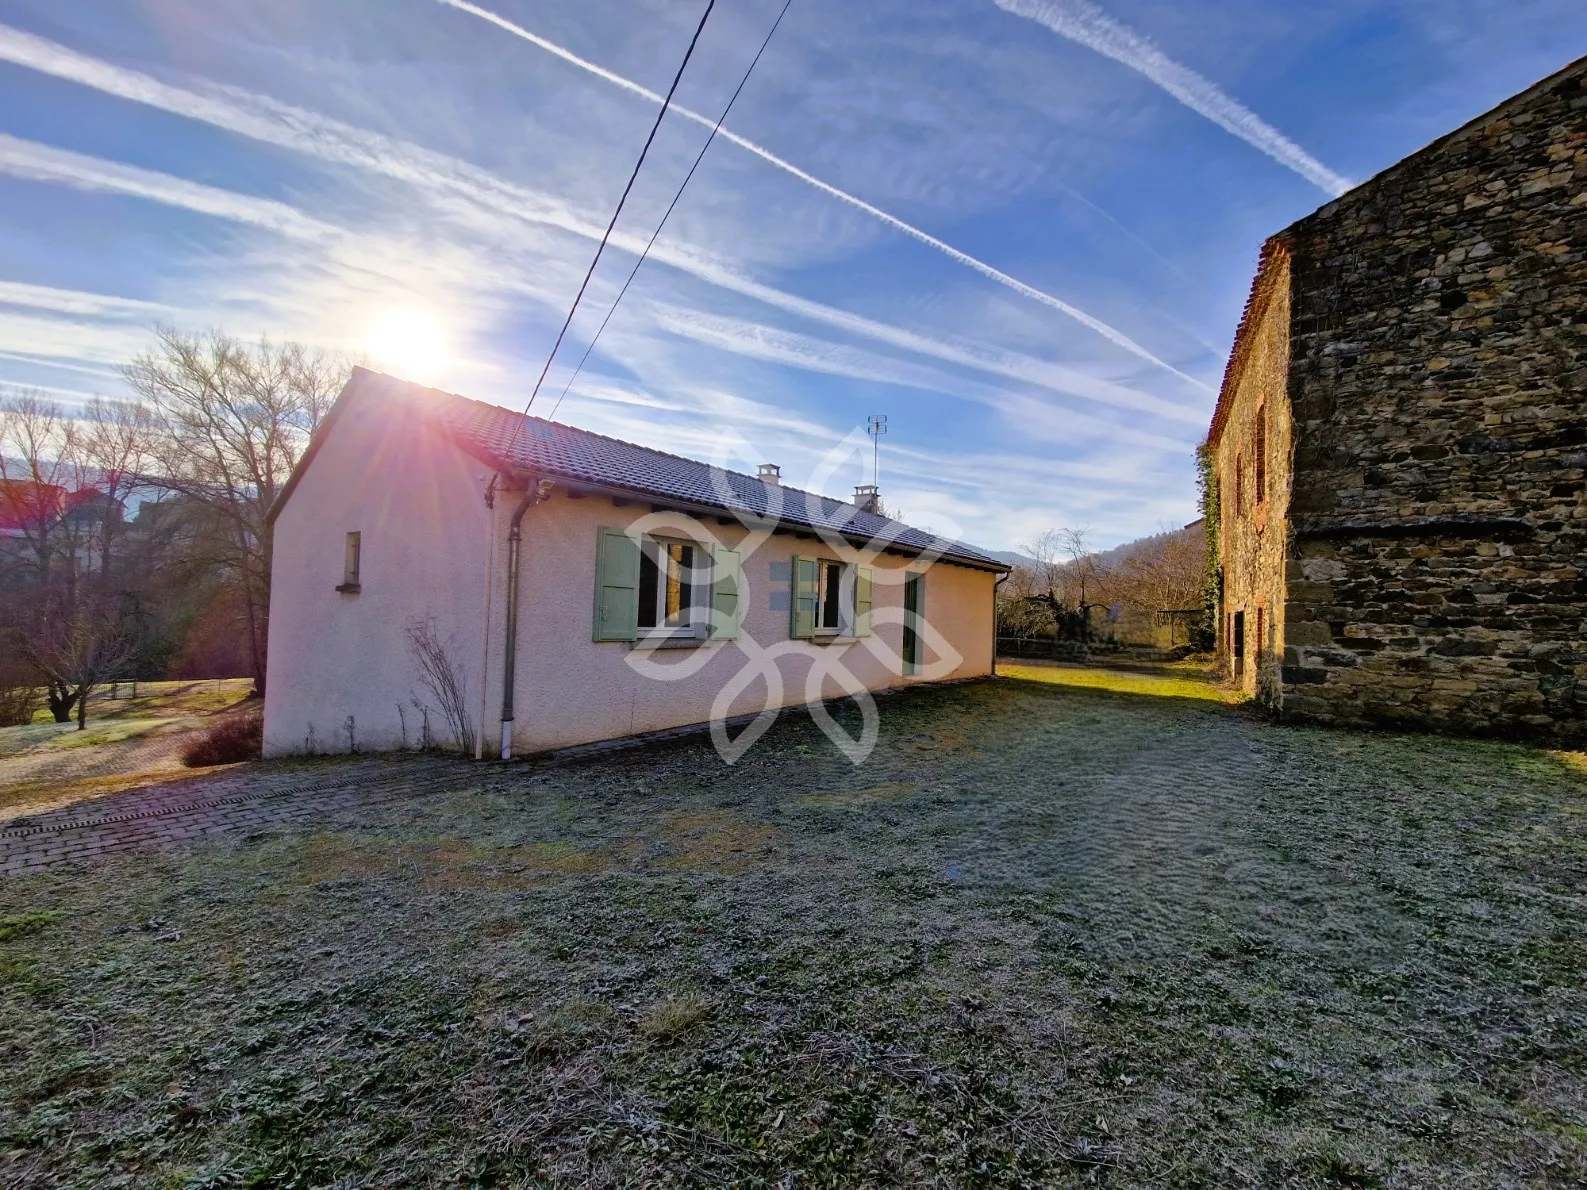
903, 572, 923, 676
1232, 609, 1245, 677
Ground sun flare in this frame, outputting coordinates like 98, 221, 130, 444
365, 308, 450, 382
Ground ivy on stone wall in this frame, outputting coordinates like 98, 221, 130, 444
1195, 443, 1220, 650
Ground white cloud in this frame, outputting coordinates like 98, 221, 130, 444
994, 0, 1352, 196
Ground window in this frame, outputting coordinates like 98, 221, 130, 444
790, 556, 873, 640
1234, 453, 1244, 515
816, 559, 843, 632
1255, 606, 1265, 659
592, 527, 741, 644
1254, 405, 1267, 505
1232, 609, 1245, 676
637, 537, 705, 634
337, 531, 361, 592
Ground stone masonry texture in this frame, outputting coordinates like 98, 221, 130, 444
1215, 56, 1587, 744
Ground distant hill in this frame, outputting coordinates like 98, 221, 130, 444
979, 549, 1042, 570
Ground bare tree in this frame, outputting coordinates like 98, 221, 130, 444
79, 396, 155, 584
407, 617, 476, 755
0, 391, 87, 593
1022, 528, 1111, 642
1108, 524, 1206, 615
12, 600, 138, 728
123, 327, 354, 693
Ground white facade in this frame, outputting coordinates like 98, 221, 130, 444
263, 381, 999, 759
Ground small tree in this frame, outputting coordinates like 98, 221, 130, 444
407, 617, 476, 755
14, 601, 138, 729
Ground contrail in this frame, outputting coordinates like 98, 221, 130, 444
437, 0, 1206, 388
0, 132, 335, 240
994, 0, 1351, 197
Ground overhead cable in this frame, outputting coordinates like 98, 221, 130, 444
549, 0, 796, 421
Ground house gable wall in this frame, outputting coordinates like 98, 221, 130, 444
1278, 60, 1587, 741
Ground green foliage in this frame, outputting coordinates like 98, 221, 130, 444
1196, 441, 1221, 649
0, 910, 58, 942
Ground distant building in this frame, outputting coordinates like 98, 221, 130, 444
1208, 55, 1586, 744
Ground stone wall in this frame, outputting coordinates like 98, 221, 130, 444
1279, 57, 1587, 743
1215, 249, 1294, 700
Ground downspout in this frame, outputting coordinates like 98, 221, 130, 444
992, 570, 1010, 677
475, 474, 499, 761
499, 476, 554, 760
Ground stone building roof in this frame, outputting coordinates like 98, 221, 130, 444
271, 369, 1009, 573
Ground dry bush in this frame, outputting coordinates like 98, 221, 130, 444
0, 682, 39, 727
182, 710, 262, 767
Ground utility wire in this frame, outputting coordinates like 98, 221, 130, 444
548, 0, 795, 422
515, 0, 715, 424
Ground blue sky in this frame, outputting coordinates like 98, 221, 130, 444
0, 0, 1582, 551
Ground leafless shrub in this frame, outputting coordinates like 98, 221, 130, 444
407, 617, 475, 756
0, 682, 39, 727
182, 711, 262, 767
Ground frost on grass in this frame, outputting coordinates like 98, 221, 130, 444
1, 677, 1585, 1186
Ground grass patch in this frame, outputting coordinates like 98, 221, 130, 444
1000, 659, 1240, 702
1, 676, 1584, 1185
0, 910, 58, 942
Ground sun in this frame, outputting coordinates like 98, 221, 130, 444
365, 308, 450, 382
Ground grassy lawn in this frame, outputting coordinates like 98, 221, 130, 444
0, 681, 256, 817
2, 674, 1585, 1185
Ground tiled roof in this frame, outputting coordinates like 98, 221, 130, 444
360, 370, 1008, 572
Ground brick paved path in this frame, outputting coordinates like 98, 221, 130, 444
0, 759, 474, 876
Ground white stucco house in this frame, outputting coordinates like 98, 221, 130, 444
262, 369, 1008, 760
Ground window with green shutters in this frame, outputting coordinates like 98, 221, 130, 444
593, 527, 742, 643
788, 556, 873, 639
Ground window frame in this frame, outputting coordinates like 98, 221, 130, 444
337, 531, 361, 593
814, 558, 847, 634
1253, 404, 1268, 506
636, 533, 712, 640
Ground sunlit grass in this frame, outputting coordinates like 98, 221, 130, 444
998, 660, 1242, 703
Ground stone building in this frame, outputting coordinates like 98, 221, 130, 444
1207, 55, 1586, 744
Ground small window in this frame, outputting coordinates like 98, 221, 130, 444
1234, 453, 1244, 514
1255, 606, 1265, 657
816, 559, 844, 632
637, 536, 707, 635
1254, 405, 1268, 505
337, 531, 361, 592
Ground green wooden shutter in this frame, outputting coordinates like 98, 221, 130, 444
903, 571, 924, 674
592, 527, 640, 642
711, 546, 742, 639
854, 566, 874, 636
790, 555, 818, 639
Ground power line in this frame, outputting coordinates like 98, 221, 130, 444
548, 0, 796, 421
515, 0, 716, 425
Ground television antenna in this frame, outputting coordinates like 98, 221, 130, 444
867, 414, 887, 487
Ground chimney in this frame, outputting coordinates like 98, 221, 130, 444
853, 484, 881, 514
758, 463, 781, 485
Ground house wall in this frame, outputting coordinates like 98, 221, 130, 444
1216, 252, 1294, 701
263, 383, 497, 756
1278, 59, 1587, 743
264, 385, 996, 758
